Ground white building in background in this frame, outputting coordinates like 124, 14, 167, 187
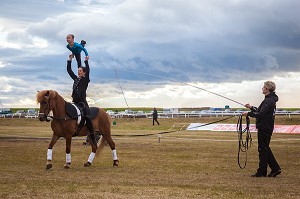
163, 108, 179, 114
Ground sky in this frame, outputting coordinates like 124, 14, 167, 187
1, 0, 300, 109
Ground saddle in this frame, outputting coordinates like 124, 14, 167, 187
65, 102, 99, 136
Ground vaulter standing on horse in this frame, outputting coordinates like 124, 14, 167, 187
67, 54, 97, 147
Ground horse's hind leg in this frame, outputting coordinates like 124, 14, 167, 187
83, 135, 98, 167
83, 119, 98, 167
102, 134, 119, 166
46, 134, 60, 170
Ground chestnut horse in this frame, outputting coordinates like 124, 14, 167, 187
36, 90, 119, 169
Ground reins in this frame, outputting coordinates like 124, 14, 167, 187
40, 96, 81, 121
236, 115, 252, 169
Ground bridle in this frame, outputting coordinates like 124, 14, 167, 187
38, 96, 52, 122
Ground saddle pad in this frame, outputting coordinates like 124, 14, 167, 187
65, 102, 81, 124
65, 102, 99, 120
71, 104, 81, 124
90, 107, 99, 120
65, 102, 78, 119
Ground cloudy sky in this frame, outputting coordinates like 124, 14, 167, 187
1, 0, 300, 109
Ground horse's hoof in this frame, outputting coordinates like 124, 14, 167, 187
84, 162, 92, 167
113, 160, 119, 167
46, 164, 52, 170
64, 163, 71, 169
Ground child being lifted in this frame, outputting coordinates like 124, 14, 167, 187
66, 34, 89, 68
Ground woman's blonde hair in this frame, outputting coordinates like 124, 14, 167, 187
264, 81, 276, 92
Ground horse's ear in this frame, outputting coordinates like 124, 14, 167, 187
37, 90, 40, 93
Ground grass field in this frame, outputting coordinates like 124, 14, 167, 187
0, 116, 300, 198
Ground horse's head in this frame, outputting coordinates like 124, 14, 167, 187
36, 90, 57, 122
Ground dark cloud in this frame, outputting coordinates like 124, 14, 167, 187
23, 1, 300, 80
1, 0, 300, 107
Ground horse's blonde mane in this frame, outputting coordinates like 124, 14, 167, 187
36, 90, 58, 103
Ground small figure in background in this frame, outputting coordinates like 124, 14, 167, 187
152, 107, 160, 125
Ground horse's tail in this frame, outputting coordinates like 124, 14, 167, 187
95, 136, 106, 157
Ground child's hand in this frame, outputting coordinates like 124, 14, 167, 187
68, 54, 73, 61
85, 56, 89, 61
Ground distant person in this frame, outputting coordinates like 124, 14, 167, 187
152, 107, 160, 125
66, 34, 89, 68
242, 81, 281, 177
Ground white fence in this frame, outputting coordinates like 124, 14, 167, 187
108, 110, 300, 119
0, 113, 38, 119
1, 110, 299, 119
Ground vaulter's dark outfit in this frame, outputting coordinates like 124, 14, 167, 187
67, 60, 95, 145
247, 92, 281, 177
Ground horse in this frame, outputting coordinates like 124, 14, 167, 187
36, 90, 119, 169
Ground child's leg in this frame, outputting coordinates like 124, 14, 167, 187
74, 53, 82, 68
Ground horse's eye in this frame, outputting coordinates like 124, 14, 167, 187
43, 101, 47, 104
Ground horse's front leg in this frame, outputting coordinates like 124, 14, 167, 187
64, 136, 72, 169
46, 134, 60, 170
